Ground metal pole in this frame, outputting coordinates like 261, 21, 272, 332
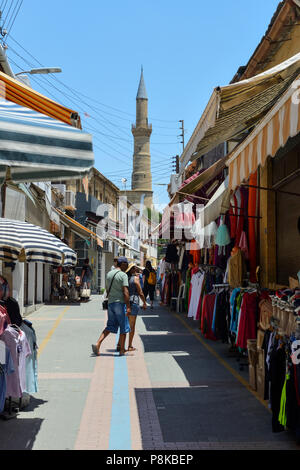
241, 183, 300, 198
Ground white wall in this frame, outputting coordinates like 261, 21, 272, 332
36, 263, 43, 303
12, 263, 24, 315
27, 263, 35, 306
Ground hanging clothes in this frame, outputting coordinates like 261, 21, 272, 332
248, 171, 258, 283
201, 293, 217, 341
269, 342, 286, 433
188, 269, 205, 320
0, 303, 10, 336
234, 188, 245, 248
215, 217, 231, 253
212, 290, 230, 343
165, 244, 179, 264
20, 320, 38, 394
228, 248, 246, 288
0, 325, 31, 398
0, 343, 14, 413
238, 231, 249, 260
235, 291, 258, 349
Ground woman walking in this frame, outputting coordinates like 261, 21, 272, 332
117, 263, 146, 352
143, 260, 157, 310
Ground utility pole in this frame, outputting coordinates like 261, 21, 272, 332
179, 120, 185, 153
171, 155, 179, 174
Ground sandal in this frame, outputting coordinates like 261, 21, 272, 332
92, 344, 99, 356
116, 345, 121, 352
127, 346, 137, 351
119, 349, 126, 356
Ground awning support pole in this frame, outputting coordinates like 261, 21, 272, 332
241, 183, 300, 198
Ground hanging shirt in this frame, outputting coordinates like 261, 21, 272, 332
0, 345, 14, 413
0, 304, 10, 336
228, 249, 246, 288
188, 270, 204, 320
20, 321, 38, 394
0, 325, 31, 398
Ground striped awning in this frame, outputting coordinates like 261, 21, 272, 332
196, 176, 231, 227
227, 73, 300, 191
0, 218, 77, 266
179, 52, 300, 174
0, 99, 94, 183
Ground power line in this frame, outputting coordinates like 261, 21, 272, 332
5, 0, 22, 38
5, 34, 180, 125
2, 0, 14, 29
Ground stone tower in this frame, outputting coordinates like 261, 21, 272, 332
121, 68, 153, 208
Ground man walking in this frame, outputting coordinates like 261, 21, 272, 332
92, 257, 131, 356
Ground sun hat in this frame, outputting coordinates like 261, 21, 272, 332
126, 262, 137, 273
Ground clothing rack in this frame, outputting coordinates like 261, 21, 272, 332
198, 264, 225, 271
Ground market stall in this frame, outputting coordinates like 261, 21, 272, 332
0, 219, 77, 419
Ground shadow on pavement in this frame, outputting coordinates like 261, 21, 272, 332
0, 417, 43, 450
134, 386, 297, 448
22, 396, 48, 413
44, 302, 82, 306
136, 304, 299, 448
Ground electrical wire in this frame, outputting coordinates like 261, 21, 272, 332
5, 0, 22, 38
5, 34, 180, 125
2, 0, 14, 29
5, 38, 174, 199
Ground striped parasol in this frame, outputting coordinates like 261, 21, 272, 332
0, 218, 77, 266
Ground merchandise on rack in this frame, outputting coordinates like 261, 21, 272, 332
0, 299, 38, 419
257, 287, 300, 441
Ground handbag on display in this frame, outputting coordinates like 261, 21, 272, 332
80, 282, 91, 298
102, 271, 118, 310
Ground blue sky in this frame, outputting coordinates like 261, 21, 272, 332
3, 0, 280, 207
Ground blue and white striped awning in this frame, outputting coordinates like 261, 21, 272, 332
0, 218, 77, 266
0, 99, 94, 182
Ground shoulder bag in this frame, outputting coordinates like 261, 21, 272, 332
102, 270, 119, 310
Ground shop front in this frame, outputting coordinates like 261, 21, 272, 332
159, 54, 300, 443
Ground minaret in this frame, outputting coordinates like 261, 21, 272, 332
130, 67, 153, 207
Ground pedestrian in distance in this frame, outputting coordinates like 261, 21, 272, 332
110, 257, 118, 271
92, 257, 131, 357
142, 260, 157, 310
117, 263, 146, 352
81, 258, 93, 289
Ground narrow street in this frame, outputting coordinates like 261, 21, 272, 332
0, 296, 298, 451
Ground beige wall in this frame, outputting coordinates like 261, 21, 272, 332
259, 25, 300, 73
66, 169, 119, 221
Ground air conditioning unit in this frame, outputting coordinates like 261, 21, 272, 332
64, 190, 76, 210
103, 240, 113, 253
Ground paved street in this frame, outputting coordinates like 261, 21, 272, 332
0, 295, 299, 450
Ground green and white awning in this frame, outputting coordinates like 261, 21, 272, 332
0, 99, 94, 182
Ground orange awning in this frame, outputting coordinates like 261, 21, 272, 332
227, 74, 300, 191
56, 208, 103, 248
0, 71, 80, 127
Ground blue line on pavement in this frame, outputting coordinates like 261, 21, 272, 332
108, 336, 131, 450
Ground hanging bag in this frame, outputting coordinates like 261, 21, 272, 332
80, 282, 91, 298
102, 271, 119, 310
